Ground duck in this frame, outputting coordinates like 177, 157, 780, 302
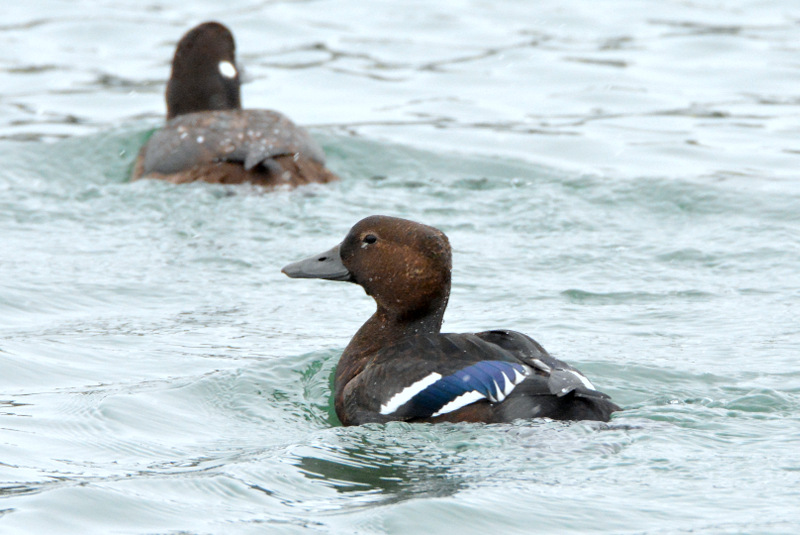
131, 21, 338, 187
282, 215, 620, 426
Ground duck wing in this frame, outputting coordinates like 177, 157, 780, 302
343, 332, 618, 424
474, 330, 610, 401
140, 109, 325, 176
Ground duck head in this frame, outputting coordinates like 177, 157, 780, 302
283, 215, 452, 321
166, 22, 242, 119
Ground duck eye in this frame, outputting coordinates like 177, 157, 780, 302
363, 234, 378, 245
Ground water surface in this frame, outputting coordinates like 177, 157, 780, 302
1, 1, 799, 533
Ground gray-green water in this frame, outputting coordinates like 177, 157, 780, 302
2, 1, 800, 533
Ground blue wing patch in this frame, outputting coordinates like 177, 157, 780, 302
381, 361, 529, 418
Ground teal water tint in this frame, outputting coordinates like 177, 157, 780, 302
1, 127, 798, 534
3, 0, 800, 533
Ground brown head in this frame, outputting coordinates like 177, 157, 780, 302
165, 22, 241, 119
282, 215, 452, 322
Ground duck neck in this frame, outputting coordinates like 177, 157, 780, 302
334, 298, 447, 412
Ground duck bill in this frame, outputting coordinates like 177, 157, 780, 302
281, 243, 353, 281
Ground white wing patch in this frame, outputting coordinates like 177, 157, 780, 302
380, 363, 531, 418
531, 358, 552, 373
436, 366, 528, 414
432, 391, 484, 417
218, 60, 237, 79
380, 373, 441, 415
563, 369, 596, 391
487, 367, 528, 403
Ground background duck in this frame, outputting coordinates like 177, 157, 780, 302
131, 22, 338, 187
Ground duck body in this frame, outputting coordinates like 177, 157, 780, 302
131, 109, 335, 186
132, 21, 337, 187
283, 215, 620, 426
339, 330, 617, 425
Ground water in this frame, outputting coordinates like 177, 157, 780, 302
2, 1, 799, 533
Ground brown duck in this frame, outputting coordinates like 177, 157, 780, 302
132, 22, 338, 187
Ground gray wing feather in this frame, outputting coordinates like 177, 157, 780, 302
141, 109, 325, 175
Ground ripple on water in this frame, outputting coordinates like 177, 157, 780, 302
3, 8, 800, 528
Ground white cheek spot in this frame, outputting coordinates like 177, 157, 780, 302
218, 60, 237, 79
380, 373, 441, 415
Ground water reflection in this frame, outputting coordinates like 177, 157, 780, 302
293, 442, 464, 499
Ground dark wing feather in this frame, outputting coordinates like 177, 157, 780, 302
345, 333, 526, 421
343, 331, 619, 424
475, 330, 611, 401
393, 360, 529, 419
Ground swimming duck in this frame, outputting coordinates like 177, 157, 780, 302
282, 215, 620, 426
131, 22, 338, 187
